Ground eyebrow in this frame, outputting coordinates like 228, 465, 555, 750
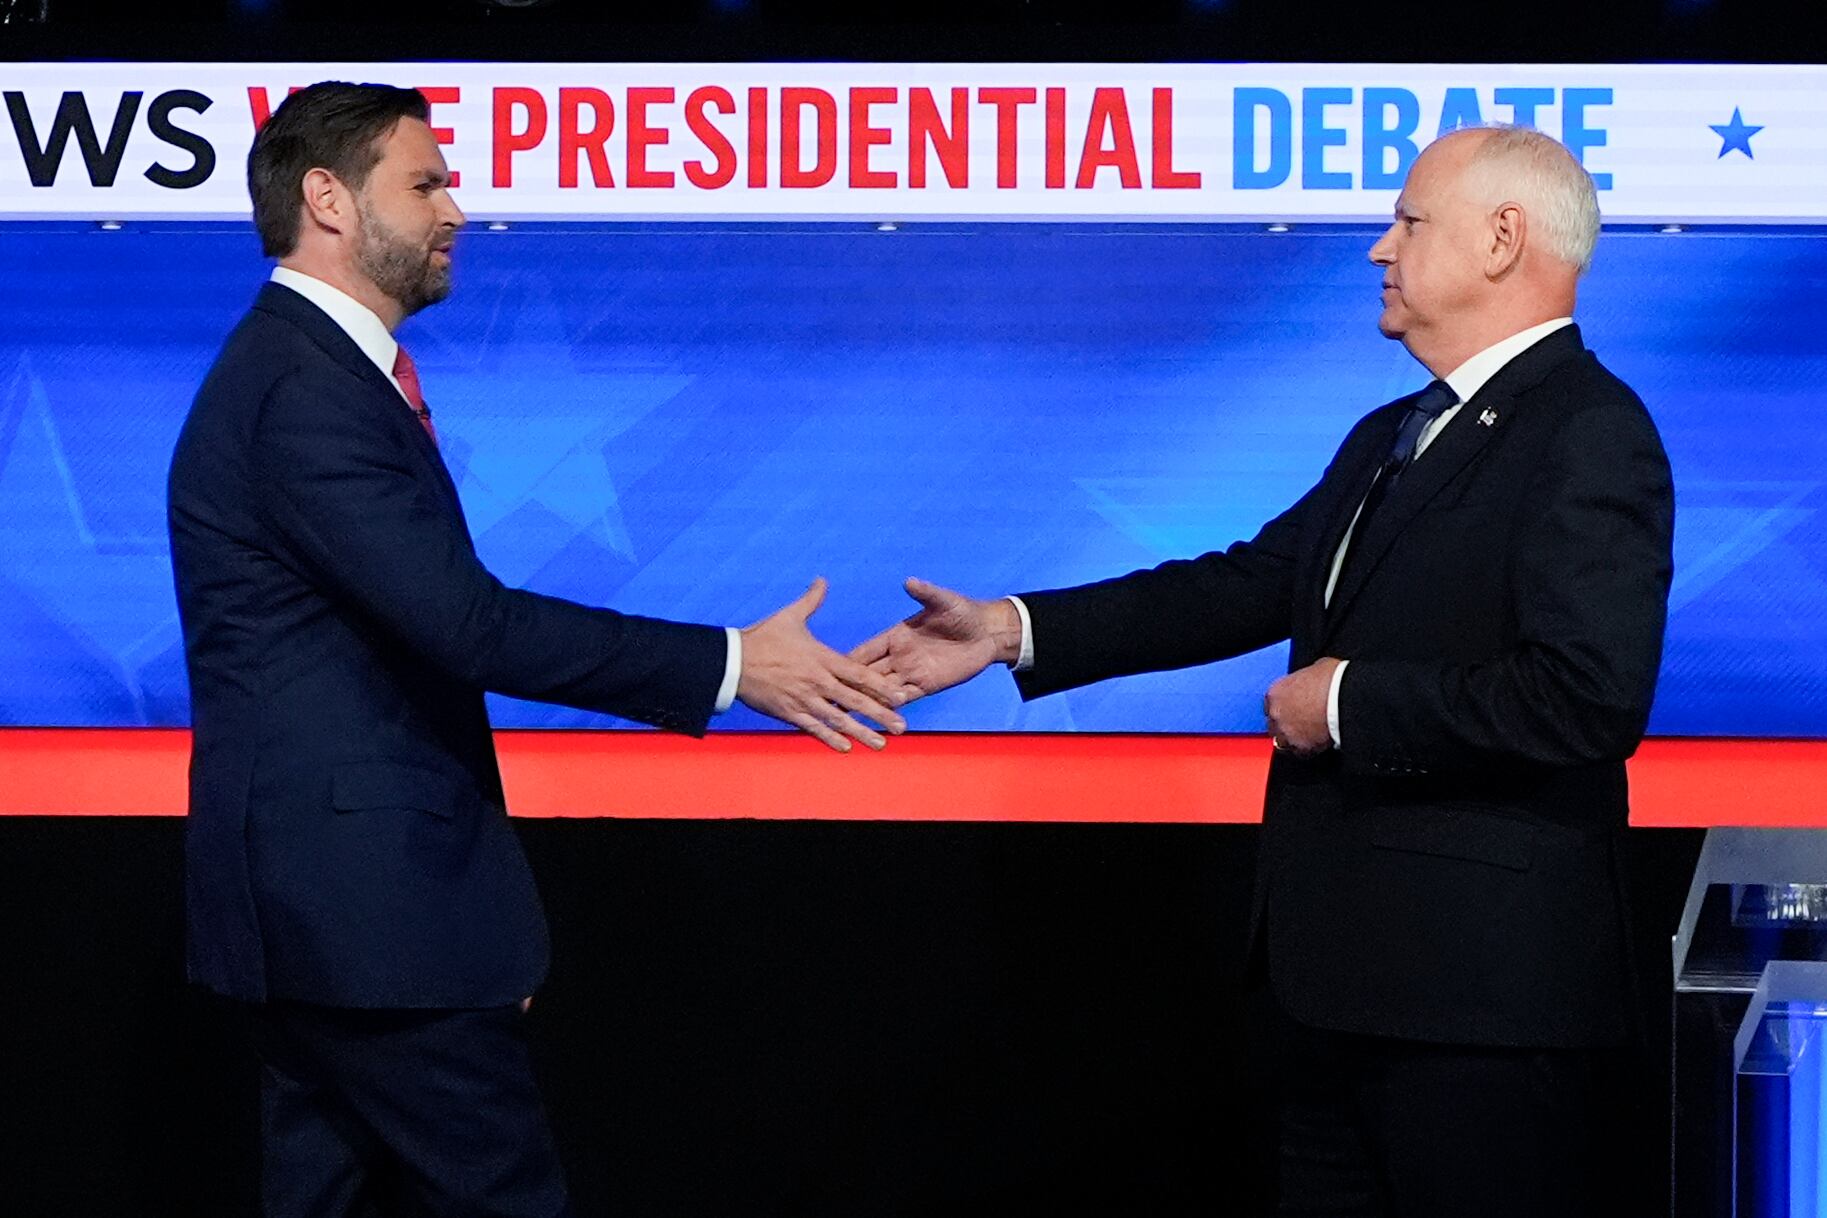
413, 168, 453, 188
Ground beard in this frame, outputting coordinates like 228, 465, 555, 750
355, 201, 451, 318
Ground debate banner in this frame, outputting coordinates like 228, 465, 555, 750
1, 62, 1821, 223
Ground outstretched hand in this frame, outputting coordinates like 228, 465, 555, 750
849, 578, 1024, 707
738, 578, 907, 753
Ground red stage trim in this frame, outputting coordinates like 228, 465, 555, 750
1, 729, 1819, 826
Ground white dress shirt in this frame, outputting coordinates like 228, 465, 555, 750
268, 267, 743, 713
1008, 316, 1575, 749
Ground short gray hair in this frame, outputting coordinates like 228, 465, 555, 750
1454, 124, 1602, 275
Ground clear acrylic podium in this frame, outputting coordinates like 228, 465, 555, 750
1672, 829, 1827, 1217
1733, 961, 1827, 1217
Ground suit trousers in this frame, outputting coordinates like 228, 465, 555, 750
239, 1000, 572, 1218
1249, 983, 1624, 1218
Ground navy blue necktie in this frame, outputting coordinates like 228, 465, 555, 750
1336, 379, 1457, 589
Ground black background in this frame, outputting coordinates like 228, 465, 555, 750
3, 814, 1701, 1215
4, 0, 1825, 66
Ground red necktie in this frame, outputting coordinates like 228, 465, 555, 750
391, 345, 437, 441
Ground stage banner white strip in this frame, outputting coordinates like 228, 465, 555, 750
0, 62, 1821, 223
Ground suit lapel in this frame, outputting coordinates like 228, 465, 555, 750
1304, 420, 1397, 646
1319, 396, 1504, 635
252, 282, 466, 516
1318, 324, 1588, 643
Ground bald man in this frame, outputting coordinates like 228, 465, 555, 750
856, 126, 1674, 1215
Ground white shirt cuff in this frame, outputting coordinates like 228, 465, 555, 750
713, 626, 742, 714
1007, 596, 1035, 671
1326, 659, 1349, 748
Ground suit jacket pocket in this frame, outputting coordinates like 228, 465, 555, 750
1367, 804, 1537, 872
331, 760, 459, 819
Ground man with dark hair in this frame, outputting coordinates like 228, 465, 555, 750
245, 83, 431, 260
169, 81, 904, 1218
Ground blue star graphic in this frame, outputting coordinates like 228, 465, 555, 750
1709, 107, 1763, 159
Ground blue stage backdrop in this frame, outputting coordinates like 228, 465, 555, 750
0, 222, 1822, 735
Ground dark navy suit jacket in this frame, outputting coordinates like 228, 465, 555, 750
168, 281, 727, 1008
1016, 326, 1675, 1048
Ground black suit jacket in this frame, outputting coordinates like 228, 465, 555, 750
1015, 325, 1674, 1047
168, 282, 727, 1009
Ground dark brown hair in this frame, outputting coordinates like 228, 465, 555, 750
247, 82, 430, 258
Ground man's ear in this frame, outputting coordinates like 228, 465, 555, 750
1486, 201, 1526, 280
299, 167, 352, 238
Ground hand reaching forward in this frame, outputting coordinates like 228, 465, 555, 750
738, 579, 908, 753
849, 578, 1024, 707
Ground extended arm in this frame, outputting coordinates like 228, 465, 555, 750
253, 374, 902, 746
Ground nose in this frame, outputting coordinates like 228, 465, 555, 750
1368, 224, 1396, 266
439, 191, 466, 231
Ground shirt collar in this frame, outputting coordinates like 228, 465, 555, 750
269, 266, 400, 384
1440, 316, 1573, 406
